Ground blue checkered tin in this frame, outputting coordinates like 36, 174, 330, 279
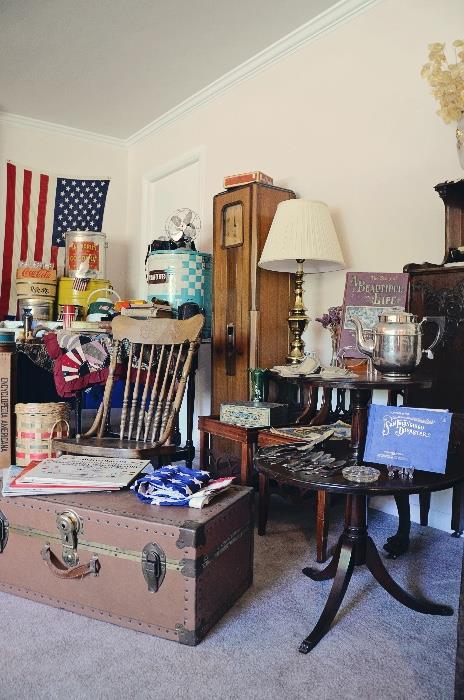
145, 250, 212, 338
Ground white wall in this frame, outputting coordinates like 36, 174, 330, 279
126, 0, 464, 531
0, 122, 129, 296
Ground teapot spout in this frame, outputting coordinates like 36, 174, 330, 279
351, 316, 374, 358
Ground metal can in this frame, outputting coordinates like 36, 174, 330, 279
17, 298, 54, 321
65, 231, 107, 279
57, 277, 113, 314
145, 250, 212, 338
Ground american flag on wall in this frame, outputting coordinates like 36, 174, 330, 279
0, 161, 110, 318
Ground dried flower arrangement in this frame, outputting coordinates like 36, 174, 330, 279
315, 306, 342, 329
421, 40, 464, 123
316, 306, 343, 366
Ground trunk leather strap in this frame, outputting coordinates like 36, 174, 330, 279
41, 545, 101, 579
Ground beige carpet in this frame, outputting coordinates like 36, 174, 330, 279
0, 497, 461, 700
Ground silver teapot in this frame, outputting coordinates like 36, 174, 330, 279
350, 312, 444, 378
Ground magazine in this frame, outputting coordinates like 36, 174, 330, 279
2, 465, 120, 497
16, 455, 150, 487
269, 425, 334, 444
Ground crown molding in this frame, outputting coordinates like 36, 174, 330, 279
126, 0, 381, 146
0, 0, 381, 149
0, 111, 126, 148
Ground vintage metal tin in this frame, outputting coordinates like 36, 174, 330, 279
220, 401, 288, 428
16, 267, 57, 300
65, 231, 107, 279
57, 278, 113, 314
145, 250, 212, 338
17, 298, 54, 321
0, 330, 16, 346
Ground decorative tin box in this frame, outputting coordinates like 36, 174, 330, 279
145, 250, 212, 339
219, 401, 288, 428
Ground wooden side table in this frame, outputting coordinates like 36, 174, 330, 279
255, 442, 462, 654
257, 429, 333, 563
198, 415, 262, 485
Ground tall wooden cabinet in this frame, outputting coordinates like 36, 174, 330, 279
406, 266, 464, 412
404, 179, 464, 536
405, 180, 464, 410
211, 183, 295, 415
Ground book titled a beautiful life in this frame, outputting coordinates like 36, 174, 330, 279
363, 405, 452, 473
339, 272, 409, 359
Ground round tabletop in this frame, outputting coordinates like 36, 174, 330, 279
270, 370, 433, 391
254, 440, 463, 496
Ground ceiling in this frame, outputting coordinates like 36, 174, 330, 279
0, 0, 339, 139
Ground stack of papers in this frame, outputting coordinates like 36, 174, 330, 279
2, 456, 150, 497
269, 425, 334, 444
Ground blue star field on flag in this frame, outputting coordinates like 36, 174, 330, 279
51, 178, 110, 247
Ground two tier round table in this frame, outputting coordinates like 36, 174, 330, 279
255, 441, 463, 654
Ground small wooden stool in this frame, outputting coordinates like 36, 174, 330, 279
198, 415, 262, 486
257, 429, 332, 563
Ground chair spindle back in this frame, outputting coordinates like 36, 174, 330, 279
97, 314, 204, 446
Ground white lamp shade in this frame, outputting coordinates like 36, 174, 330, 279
258, 199, 345, 273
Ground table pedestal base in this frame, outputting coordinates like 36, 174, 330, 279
299, 494, 453, 654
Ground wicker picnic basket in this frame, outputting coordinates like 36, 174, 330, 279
15, 402, 70, 466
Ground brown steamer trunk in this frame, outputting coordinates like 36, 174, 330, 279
0, 486, 253, 645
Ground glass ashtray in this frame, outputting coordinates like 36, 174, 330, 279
342, 466, 381, 483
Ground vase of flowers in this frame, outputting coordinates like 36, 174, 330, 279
421, 40, 464, 168
315, 306, 342, 367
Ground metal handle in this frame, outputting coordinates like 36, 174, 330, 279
41, 544, 100, 579
420, 316, 445, 359
86, 287, 121, 304
48, 419, 70, 458
225, 322, 236, 376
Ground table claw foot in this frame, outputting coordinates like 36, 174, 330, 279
451, 530, 463, 538
366, 537, 453, 616
299, 541, 355, 653
303, 541, 342, 581
382, 534, 410, 558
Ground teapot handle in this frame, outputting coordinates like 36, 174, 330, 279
420, 316, 445, 359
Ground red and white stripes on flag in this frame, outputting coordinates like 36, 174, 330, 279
0, 162, 110, 319
0, 163, 59, 318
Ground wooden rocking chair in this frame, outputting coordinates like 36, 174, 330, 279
53, 314, 204, 459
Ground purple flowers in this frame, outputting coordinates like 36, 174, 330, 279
315, 305, 342, 329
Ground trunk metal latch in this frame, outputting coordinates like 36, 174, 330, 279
141, 542, 166, 592
56, 510, 82, 566
0, 510, 9, 553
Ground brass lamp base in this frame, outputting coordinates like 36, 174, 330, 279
286, 258, 309, 364
287, 315, 309, 363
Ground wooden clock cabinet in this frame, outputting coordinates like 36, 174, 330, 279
211, 182, 295, 420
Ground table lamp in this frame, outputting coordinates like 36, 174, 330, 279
258, 199, 345, 364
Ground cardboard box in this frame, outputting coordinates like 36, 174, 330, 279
223, 171, 274, 189
0, 352, 16, 469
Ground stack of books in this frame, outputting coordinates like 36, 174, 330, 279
2, 455, 150, 497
